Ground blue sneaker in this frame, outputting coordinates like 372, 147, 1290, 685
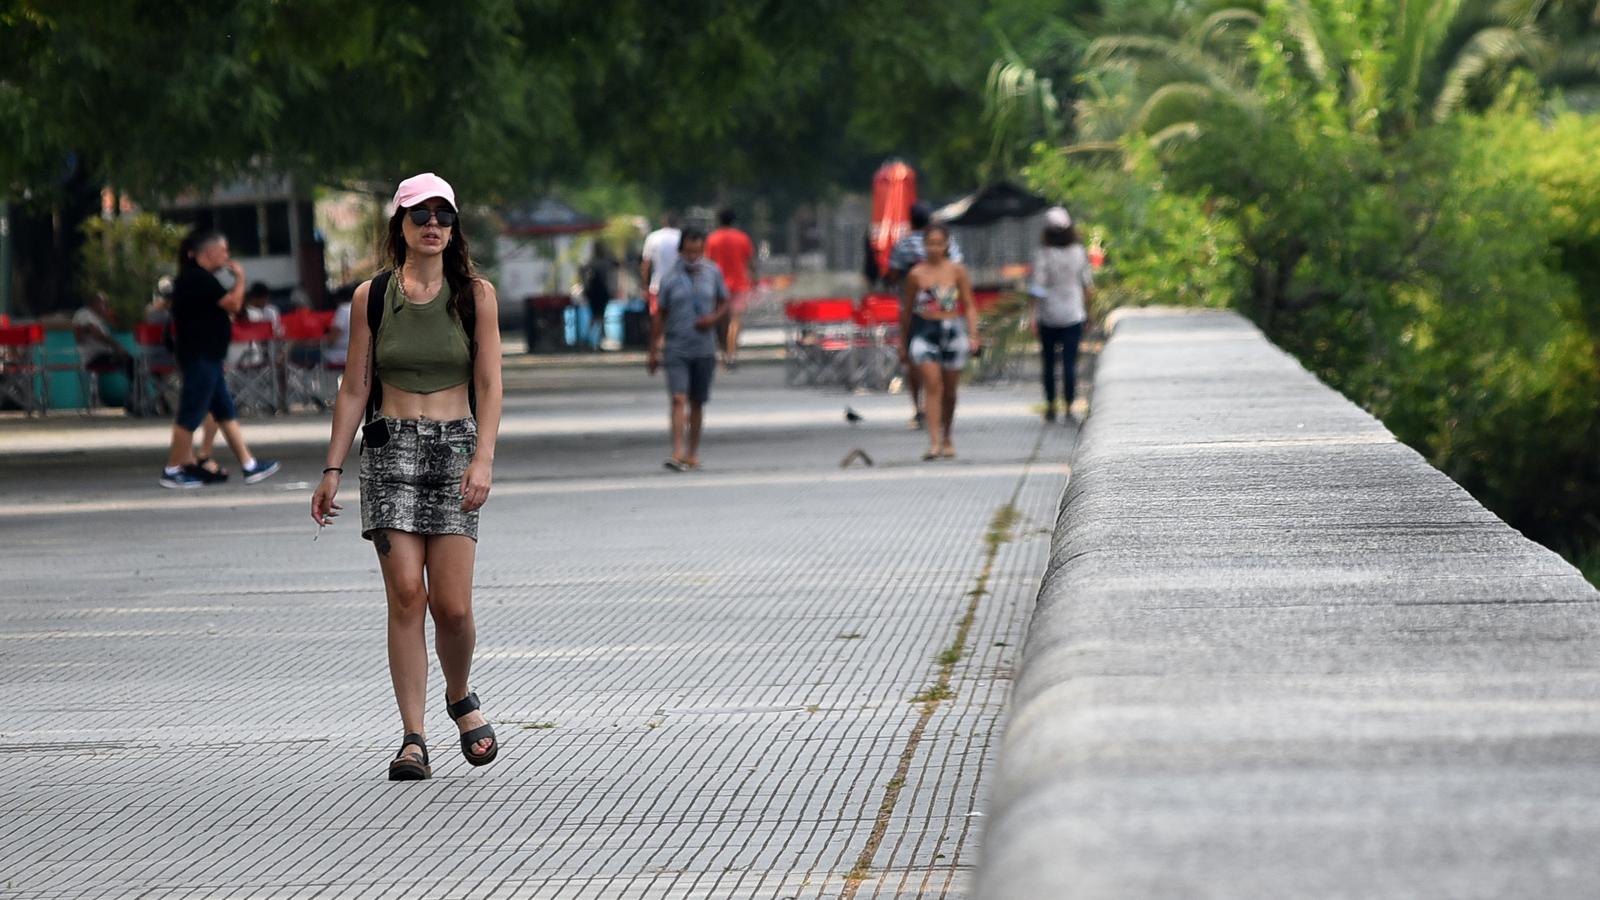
159, 467, 206, 489
241, 458, 281, 484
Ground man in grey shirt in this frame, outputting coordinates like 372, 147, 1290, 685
648, 227, 729, 471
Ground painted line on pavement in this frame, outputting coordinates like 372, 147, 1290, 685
0, 462, 1061, 519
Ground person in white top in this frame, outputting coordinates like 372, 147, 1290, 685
639, 213, 681, 312
72, 291, 136, 411
324, 294, 353, 366
1029, 206, 1096, 423
238, 282, 282, 368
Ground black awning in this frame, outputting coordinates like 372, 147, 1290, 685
932, 181, 1049, 227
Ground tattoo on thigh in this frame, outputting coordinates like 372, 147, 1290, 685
373, 530, 392, 557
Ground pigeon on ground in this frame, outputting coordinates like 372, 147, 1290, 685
845, 407, 864, 424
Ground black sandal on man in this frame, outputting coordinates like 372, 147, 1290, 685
388, 732, 431, 781
189, 456, 229, 484
446, 691, 499, 766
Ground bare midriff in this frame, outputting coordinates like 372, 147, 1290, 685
380, 382, 471, 420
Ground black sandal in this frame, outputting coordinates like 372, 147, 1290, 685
446, 691, 499, 766
388, 732, 431, 781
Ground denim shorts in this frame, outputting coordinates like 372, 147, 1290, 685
359, 417, 479, 542
665, 355, 715, 404
175, 356, 238, 431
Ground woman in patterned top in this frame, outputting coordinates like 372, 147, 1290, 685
900, 224, 981, 460
311, 173, 505, 780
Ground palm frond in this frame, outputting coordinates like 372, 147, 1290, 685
1540, 34, 1600, 86
1432, 24, 1540, 120
983, 52, 1062, 177
1394, 0, 1466, 115
1147, 122, 1203, 150
1282, 0, 1332, 85
1086, 34, 1259, 111
1058, 140, 1125, 158
1129, 82, 1227, 134
1186, 8, 1265, 49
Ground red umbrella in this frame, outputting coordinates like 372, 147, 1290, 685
870, 160, 917, 277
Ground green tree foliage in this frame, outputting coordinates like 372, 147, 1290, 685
0, 0, 1087, 209
1024, 140, 1243, 310
77, 212, 183, 324
1017, 0, 1600, 576
3, 1, 1085, 311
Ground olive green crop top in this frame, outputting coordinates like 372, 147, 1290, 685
374, 275, 472, 393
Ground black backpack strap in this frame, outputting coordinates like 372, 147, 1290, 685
365, 271, 391, 426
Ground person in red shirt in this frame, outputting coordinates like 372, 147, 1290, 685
705, 208, 755, 369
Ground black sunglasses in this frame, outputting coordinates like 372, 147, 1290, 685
406, 206, 457, 227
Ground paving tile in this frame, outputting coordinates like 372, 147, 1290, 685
0, 362, 1075, 898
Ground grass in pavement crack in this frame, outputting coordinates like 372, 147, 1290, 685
842, 497, 1029, 896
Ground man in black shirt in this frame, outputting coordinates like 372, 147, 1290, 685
159, 231, 279, 489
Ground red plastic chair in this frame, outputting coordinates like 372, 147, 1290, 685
0, 324, 46, 414
279, 311, 336, 410
784, 298, 857, 386
277, 311, 328, 342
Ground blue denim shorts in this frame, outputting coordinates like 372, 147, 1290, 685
665, 355, 715, 404
175, 357, 238, 431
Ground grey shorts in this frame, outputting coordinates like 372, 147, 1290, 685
665, 355, 715, 404
908, 316, 971, 370
360, 416, 479, 542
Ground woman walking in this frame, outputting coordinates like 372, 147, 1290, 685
1030, 207, 1095, 423
311, 173, 505, 780
900, 224, 980, 460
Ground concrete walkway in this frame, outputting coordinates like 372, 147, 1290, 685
0, 361, 1073, 899
978, 309, 1600, 899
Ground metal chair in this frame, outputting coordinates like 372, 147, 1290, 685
224, 320, 279, 414
75, 344, 129, 413
131, 323, 180, 417
0, 324, 47, 415
848, 295, 904, 392
280, 310, 334, 411
784, 299, 856, 387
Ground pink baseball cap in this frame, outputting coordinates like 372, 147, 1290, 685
1045, 206, 1073, 228
393, 172, 457, 212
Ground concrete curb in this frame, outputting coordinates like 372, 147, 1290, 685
977, 308, 1600, 899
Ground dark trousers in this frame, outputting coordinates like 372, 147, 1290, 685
1039, 322, 1083, 408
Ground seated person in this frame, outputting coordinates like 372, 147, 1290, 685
73, 291, 136, 411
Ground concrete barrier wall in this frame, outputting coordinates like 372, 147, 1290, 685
977, 308, 1600, 899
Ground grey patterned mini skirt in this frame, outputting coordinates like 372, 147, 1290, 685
360, 416, 479, 542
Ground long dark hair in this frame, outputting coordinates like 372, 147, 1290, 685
384, 208, 478, 323
1044, 224, 1079, 247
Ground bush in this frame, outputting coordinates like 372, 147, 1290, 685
1027, 96, 1600, 581
1023, 140, 1243, 315
78, 213, 184, 325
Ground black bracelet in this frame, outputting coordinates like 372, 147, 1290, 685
323, 466, 343, 474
